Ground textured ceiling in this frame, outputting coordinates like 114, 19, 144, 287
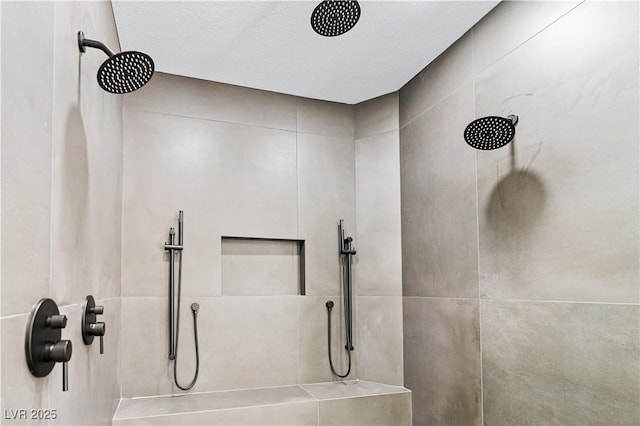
112, 1, 499, 104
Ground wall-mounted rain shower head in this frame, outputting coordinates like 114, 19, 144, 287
77, 31, 154, 94
464, 114, 519, 150
311, 1, 361, 37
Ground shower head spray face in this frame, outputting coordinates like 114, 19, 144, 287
311, 0, 361, 37
98, 51, 154, 94
464, 115, 519, 150
78, 30, 154, 94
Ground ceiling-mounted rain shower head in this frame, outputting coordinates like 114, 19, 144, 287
464, 114, 519, 150
311, 0, 361, 37
77, 31, 154, 94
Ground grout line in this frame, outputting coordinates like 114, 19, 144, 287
399, 84, 469, 130
48, 5, 59, 424
480, 299, 640, 307
0, 312, 30, 320
354, 128, 399, 144
0, 0, 2, 413
1, 297, 123, 319
115, 399, 318, 422
48, 1, 57, 318
401, 296, 640, 307
119, 71, 126, 404
473, 1, 587, 77
129, 109, 298, 134
403, 296, 479, 301
295, 97, 300, 241
400, 2, 587, 132
127, 107, 360, 141
471, 26, 485, 424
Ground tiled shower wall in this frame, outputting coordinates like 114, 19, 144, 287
121, 73, 402, 397
1, 1, 122, 425
400, 1, 639, 425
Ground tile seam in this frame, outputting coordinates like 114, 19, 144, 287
126, 109, 298, 133
473, 1, 587, 77
114, 399, 318, 421
401, 296, 640, 306
399, 82, 472, 130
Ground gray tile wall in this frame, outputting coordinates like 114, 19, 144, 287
400, 1, 639, 425
354, 93, 404, 386
1, 1, 123, 424
121, 74, 403, 396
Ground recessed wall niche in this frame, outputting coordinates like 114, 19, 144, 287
221, 237, 305, 295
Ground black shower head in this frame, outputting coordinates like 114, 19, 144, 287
464, 114, 519, 150
311, 0, 361, 37
78, 31, 154, 94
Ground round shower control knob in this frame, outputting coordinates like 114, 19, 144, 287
87, 322, 105, 336
47, 315, 67, 329
82, 295, 106, 354
46, 340, 72, 363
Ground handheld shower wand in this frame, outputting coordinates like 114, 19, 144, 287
326, 219, 356, 378
164, 211, 200, 391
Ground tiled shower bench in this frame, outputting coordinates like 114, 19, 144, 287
112, 380, 411, 425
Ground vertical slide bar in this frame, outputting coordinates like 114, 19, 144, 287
168, 228, 175, 360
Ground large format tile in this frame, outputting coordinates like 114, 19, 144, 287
476, 1, 639, 303
51, 0, 123, 306
297, 98, 354, 138
355, 132, 402, 296
482, 300, 640, 425
318, 392, 411, 426
205, 296, 300, 392
123, 295, 294, 397
122, 111, 222, 297
146, 295, 300, 394
400, 84, 478, 298
49, 298, 120, 425
399, 32, 472, 127
356, 296, 403, 386
1, 1, 54, 316
297, 296, 353, 384
1, 314, 48, 425
123, 111, 298, 297
125, 72, 298, 131
472, 1, 582, 74
297, 133, 356, 296
403, 297, 481, 426
121, 297, 173, 397
354, 93, 399, 139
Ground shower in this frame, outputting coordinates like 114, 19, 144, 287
77, 30, 154, 94
164, 211, 200, 391
464, 114, 519, 150
326, 219, 356, 378
311, 0, 361, 37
